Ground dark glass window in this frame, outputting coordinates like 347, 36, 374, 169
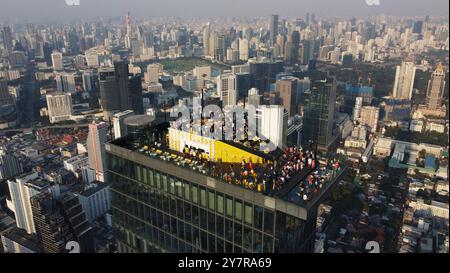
264, 210, 274, 235
263, 234, 273, 252
200, 230, 208, 251
216, 238, 224, 253
254, 205, 263, 230
200, 208, 207, 230
253, 231, 262, 253
234, 223, 242, 246
208, 234, 216, 253
225, 219, 233, 242
208, 212, 215, 232
192, 206, 199, 226
216, 215, 224, 238
243, 227, 252, 251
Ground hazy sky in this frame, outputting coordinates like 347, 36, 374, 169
0, 0, 448, 23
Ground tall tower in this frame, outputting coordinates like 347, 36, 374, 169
126, 12, 132, 37
87, 121, 107, 182
302, 77, 337, 151
392, 61, 416, 100
426, 63, 446, 110
203, 23, 210, 57
1, 26, 13, 52
269, 15, 279, 46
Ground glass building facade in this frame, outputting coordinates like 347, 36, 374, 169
106, 144, 321, 253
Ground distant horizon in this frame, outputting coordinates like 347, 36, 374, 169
0, 0, 448, 24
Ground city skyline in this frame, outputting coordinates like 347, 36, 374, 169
0, 0, 449, 23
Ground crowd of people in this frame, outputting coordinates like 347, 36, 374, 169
142, 142, 344, 205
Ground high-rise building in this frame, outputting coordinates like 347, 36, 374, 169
352, 96, 363, 122
51, 52, 64, 71
31, 192, 94, 253
358, 106, 379, 133
203, 24, 210, 56
46, 93, 73, 124
55, 73, 77, 93
87, 121, 107, 182
275, 77, 300, 117
284, 31, 300, 64
392, 61, 416, 100
0, 148, 23, 180
302, 77, 337, 151
82, 70, 93, 92
6, 172, 52, 234
1, 26, 13, 52
106, 121, 347, 253
239, 38, 249, 61
426, 63, 446, 110
77, 182, 111, 224
269, 15, 279, 46
99, 61, 135, 120
217, 72, 237, 106
145, 64, 160, 84
115, 61, 131, 111
99, 67, 118, 119
0, 78, 13, 106
128, 75, 144, 115
113, 110, 135, 139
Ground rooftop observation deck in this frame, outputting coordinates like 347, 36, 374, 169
108, 132, 347, 209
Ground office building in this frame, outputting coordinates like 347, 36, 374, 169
55, 73, 77, 93
203, 24, 210, 56
82, 70, 94, 92
1, 26, 13, 52
217, 72, 237, 106
98, 67, 118, 119
51, 52, 64, 71
77, 182, 111, 223
358, 106, 379, 133
87, 121, 107, 182
31, 192, 94, 253
426, 63, 446, 110
275, 77, 300, 117
6, 172, 53, 234
128, 75, 144, 115
392, 61, 416, 100
0, 148, 23, 180
269, 15, 279, 46
0, 78, 13, 106
239, 38, 249, 61
113, 110, 135, 139
46, 93, 73, 124
145, 64, 160, 84
106, 120, 347, 253
1, 227, 42, 253
353, 97, 363, 121
302, 77, 337, 151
